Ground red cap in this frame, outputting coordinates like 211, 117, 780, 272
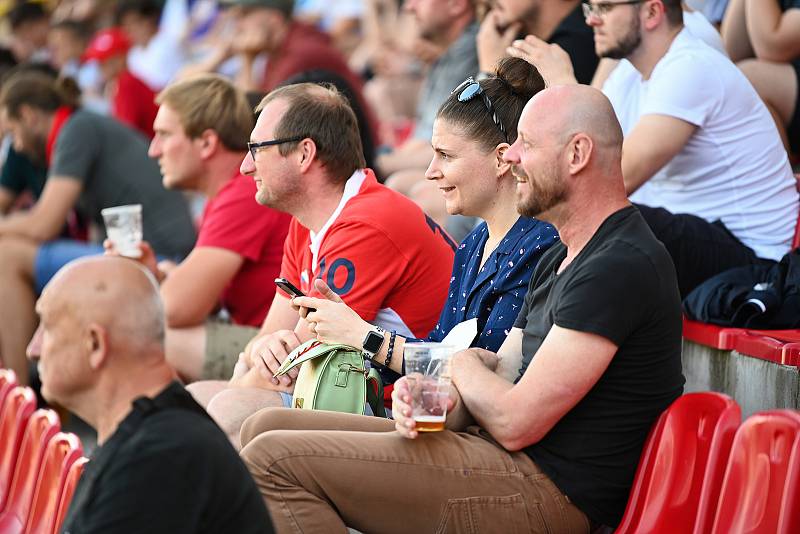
82, 28, 131, 63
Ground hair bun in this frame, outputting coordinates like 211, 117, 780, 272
494, 57, 545, 100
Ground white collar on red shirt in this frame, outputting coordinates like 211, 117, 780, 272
309, 169, 366, 269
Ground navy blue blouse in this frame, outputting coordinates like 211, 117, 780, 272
427, 216, 560, 350
381, 216, 559, 383
378, 217, 558, 384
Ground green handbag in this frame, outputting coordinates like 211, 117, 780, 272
274, 340, 386, 418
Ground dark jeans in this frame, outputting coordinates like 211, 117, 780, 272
635, 204, 775, 298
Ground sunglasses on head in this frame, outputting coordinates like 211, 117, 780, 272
451, 77, 509, 144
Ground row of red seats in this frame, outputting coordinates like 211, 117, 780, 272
617, 392, 800, 533
2, 385, 797, 533
0, 369, 87, 534
683, 175, 800, 364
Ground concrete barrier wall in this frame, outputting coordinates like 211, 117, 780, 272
682, 340, 800, 418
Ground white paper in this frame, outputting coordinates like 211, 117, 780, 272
440, 318, 478, 352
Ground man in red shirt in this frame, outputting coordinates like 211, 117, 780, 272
188, 82, 455, 446
82, 27, 158, 138
110, 75, 291, 382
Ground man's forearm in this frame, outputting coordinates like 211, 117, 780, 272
0, 210, 46, 241
451, 350, 516, 441
377, 140, 433, 176
745, 0, 789, 61
444, 385, 475, 432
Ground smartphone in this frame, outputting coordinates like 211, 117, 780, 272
275, 278, 316, 312
275, 277, 305, 298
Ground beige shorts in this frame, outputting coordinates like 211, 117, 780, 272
203, 320, 260, 380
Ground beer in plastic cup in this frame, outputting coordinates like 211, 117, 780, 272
404, 343, 453, 432
101, 204, 143, 258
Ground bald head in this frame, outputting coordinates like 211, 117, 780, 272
506, 84, 628, 223
44, 256, 165, 352
525, 84, 623, 160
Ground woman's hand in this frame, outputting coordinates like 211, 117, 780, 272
292, 279, 373, 348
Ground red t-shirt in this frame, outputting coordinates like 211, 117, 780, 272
113, 69, 158, 139
280, 169, 456, 338
262, 22, 379, 147
196, 173, 292, 327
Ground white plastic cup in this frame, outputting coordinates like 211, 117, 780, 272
404, 343, 454, 432
101, 204, 143, 258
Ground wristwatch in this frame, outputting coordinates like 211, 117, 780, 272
361, 327, 386, 360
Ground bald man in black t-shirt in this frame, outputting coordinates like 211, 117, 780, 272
27, 257, 273, 534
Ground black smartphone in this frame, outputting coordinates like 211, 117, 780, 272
275, 277, 305, 298
275, 278, 316, 312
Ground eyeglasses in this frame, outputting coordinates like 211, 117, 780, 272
582, 0, 644, 19
247, 135, 306, 160
451, 77, 509, 144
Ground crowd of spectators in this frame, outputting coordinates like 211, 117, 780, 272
0, 0, 798, 532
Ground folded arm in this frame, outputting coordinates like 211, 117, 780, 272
745, 0, 800, 62
453, 324, 617, 451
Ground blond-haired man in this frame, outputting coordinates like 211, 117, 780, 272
109, 74, 291, 382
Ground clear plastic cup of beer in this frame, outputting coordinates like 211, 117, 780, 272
404, 343, 453, 432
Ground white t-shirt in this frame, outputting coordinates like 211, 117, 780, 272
603, 29, 799, 260
682, 10, 725, 54
127, 0, 189, 90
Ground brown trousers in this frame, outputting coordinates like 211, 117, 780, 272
240, 408, 590, 534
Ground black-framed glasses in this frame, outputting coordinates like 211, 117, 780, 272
582, 0, 644, 19
451, 77, 509, 144
247, 135, 306, 160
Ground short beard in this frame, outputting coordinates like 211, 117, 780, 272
600, 16, 642, 60
516, 166, 567, 219
22, 133, 48, 168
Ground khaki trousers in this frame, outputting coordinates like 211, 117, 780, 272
240, 408, 590, 534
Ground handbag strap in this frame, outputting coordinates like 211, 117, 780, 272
365, 369, 386, 418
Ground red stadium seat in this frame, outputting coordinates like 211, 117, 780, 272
0, 369, 18, 411
616, 393, 741, 534
23, 432, 82, 534
711, 410, 800, 534
683, 318, 800, 366
53, 457, 88, 534
0, 409, 60, 534
0, 388, 37, 513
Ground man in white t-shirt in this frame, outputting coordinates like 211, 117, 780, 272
508, 0, 799, 296
597, 0, 798, 296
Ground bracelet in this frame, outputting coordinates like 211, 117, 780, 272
384, 331, 397, 368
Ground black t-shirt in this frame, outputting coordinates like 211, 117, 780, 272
781, 0, 800, 10
513, 206, 684, 527
0, 145, 47, 198
549, 3, 599, 84
61, 382, 274, 534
